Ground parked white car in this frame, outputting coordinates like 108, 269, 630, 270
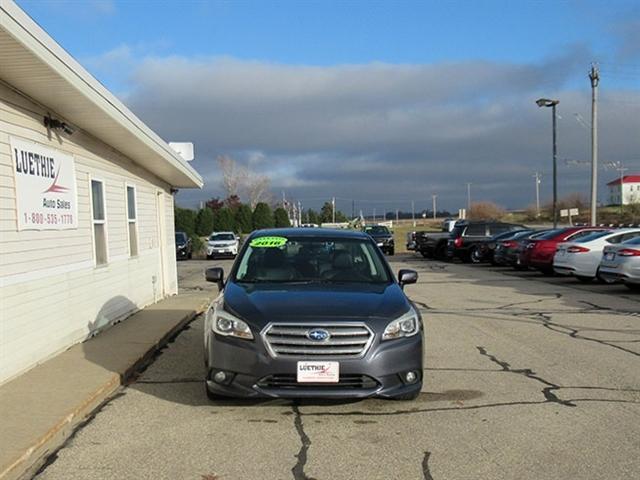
598, 236, 640, 291
206, 232, 239, 259
553, 228, 640, 282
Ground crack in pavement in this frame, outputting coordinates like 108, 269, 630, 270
414, 300, 433, 310
529, 313, 640, 358
412, 297, 640, 358
291, 404, 315, 480
422, 451, 434, 480
466, 294, 563, 312
476, 346, 576, 407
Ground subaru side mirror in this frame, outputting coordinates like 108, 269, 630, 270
205, 267, 224, 290
398, 269, 418, 289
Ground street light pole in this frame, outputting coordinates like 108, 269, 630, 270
533, 172, 541, 217
466, 183, 472, 213
432, 194, 437, 220
552, 102, 558, 228
332, 197, 336, 223
589, 64, 599, 226
536, 98, 560, 228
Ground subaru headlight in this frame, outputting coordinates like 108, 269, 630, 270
212, 308, 253, 340
382, 308, 420, 340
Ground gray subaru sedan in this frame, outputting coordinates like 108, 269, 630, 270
203, 228, 423, 400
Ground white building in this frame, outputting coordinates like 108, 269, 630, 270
0, 1, 203, 384
607, 175, 640, 206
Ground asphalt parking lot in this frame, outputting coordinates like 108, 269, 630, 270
35, 254, 639, 480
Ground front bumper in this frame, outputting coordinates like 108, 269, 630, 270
205, 331, 423, 399
207, 245, 237, 256
176, 248, 189, 259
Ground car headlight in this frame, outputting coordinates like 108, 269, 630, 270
382, 308, 420, 340
212, 308, 254, 340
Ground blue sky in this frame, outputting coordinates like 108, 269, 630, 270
16, 0, 640, 213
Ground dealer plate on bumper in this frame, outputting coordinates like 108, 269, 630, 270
297, 361, 339, 383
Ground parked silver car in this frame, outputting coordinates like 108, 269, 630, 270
598, 236, 640, 291
207, 232, 239, 259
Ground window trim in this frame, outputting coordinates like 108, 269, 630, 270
89, 176, 109, 266
125, 183, 139, 258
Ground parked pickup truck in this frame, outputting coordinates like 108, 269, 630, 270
414, 219, 457, 259
447, 221, 526, 263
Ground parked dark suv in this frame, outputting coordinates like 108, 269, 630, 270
203, 228, 423, 400
363, 225, 395, 255
447, 221, 526, 263
175, 231, 193, 260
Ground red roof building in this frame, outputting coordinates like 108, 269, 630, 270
606, 175, 640, 186
607, 175, 640, 205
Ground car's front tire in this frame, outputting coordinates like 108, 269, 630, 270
469, 246, 482, 264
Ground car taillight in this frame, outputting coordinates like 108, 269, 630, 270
566, 246, 590, 253
618, 248, 640, 257
454, 237, 463, 248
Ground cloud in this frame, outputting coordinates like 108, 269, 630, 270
115, 50, 638, 212
613, 18, 640, 61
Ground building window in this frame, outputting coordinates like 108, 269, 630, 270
91, 179, 107, 265
126, 185, 138, 257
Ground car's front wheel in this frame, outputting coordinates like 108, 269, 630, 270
469, 246, 482, 264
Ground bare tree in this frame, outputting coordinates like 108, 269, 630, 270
217, 155, 242, 199
245, 171, 271, 209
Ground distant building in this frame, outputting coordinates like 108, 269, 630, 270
0, 1, 203, 383
607, 175, 640, 206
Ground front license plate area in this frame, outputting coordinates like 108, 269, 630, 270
297, 361, 339, 383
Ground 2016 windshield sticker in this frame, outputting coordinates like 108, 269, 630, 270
250, 236, 288, 248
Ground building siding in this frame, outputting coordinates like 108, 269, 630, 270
0, 82, 178, 384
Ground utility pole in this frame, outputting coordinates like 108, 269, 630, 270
332, 197, 336, 223
616, 163, 628, 215
298, 201, 302, 226
466, 183, 472, 212
396, 209, 399, 222
411, 200, 415, 227
589, 64, 599, 226
533, 172, 541, 217
373, 208, 376, 222
351, 199, 355, 220
432, 194, 437, 220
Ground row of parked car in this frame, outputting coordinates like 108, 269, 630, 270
411, 220, 640, 291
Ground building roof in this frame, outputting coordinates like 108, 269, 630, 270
607, 175, 640, 186
0, 0, 203, 189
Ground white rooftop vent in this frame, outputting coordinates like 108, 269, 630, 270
169, 142, 194, 161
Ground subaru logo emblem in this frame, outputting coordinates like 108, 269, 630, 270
307, 328, 330, 341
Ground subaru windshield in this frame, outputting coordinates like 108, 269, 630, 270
233, 236, 391, 284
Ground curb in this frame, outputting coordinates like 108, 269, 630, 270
2, 299, 209, 480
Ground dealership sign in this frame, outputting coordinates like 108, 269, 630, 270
11, 136, 78, 230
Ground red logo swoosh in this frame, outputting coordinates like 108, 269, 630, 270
43, 167, 69, 193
